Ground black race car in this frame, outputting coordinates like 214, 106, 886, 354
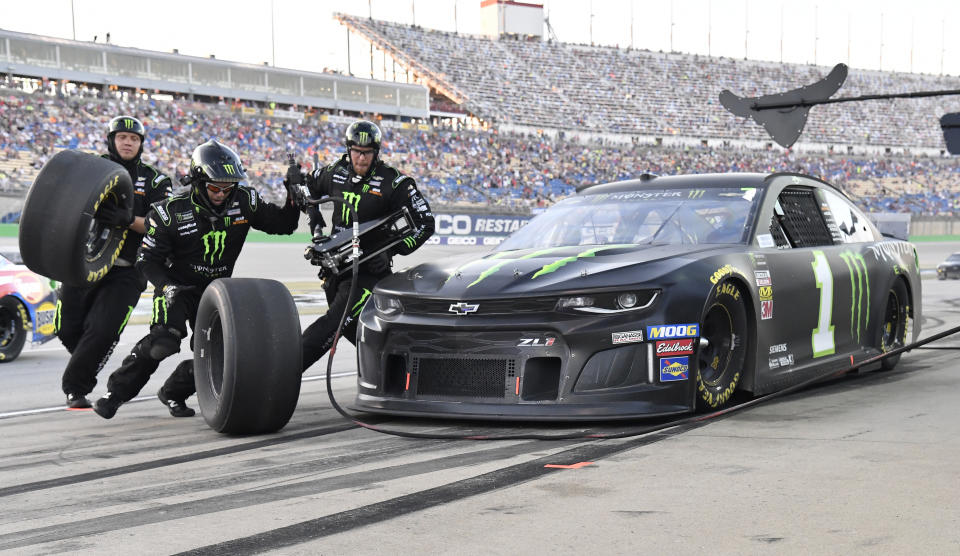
936, 252, 960, 280
354, 173, 921, 420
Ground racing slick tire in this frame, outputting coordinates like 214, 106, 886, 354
0, 296, 28, 363
877, 278, 909, 371
194, 278, 302, 434
696, 279, 748, 411
18, 150, 133, 287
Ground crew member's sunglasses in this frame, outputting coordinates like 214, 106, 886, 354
349, 147, 375, 158
206, 183, 236, 194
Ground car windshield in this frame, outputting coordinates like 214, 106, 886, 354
947, 253, 960, 263
497, 186, 761, 251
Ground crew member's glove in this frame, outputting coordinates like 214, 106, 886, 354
285, 162, 303, 186
162, 283, 195, 307
96, 201, 134, 228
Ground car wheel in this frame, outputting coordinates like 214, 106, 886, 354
877, 279, 909, 371
0, 296, 28, 363
18, 150, 133, 287
194, 278, 302, 434
696, 280, 748, 411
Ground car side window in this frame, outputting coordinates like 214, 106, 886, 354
771, 186, 836, 248
819, 188, 877, 243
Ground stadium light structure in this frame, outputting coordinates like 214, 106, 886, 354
720, 63, 960, 153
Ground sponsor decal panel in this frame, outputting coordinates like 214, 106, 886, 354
612, 330, 643, 344
656, 339, 695, 356
769, 343, 788, 354
660, 357, 689, 381
35, 301, 57, 335
754, 270, 772, 287
646, 323, 699, 339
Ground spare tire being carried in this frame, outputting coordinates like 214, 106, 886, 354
194, 278, 303, 434
18, 150, 133, 287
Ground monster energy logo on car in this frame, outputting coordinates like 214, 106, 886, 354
342, 191, 362, 224
839, 251, 870, 341
202, 230, 227, 264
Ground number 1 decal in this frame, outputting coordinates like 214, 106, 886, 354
811, 250, 836, 357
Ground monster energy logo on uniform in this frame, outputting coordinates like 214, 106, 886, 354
342, 191, 362, 224
202, 230, 227, 264
839, 251, 870, 341
402, 236, 416, 248
352, 288, 372, 316
153, 296, 167, 324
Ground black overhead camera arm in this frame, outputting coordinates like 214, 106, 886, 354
719, 62, 960, 152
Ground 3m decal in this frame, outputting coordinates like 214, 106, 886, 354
760, 299, 773, 320
612, 330, 643, 344
655, 339, 694, 356
659, 357, 689, 381
646, 324, 699, 339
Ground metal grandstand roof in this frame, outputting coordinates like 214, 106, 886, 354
0, 28, 428, 118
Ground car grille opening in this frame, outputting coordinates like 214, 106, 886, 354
383, 354, 407, 396
401, 297, 559, 315
521, 357, 561, 401
415, 357, 511, 398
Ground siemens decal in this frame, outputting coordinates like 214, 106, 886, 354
434, 214, 530, 236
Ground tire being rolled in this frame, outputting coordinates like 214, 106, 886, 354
18, 150, 133, 287
194, 278, 302, 434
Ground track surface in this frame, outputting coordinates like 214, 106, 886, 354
1, 241, 959, 554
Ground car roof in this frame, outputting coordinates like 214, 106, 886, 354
577, 172, 834, 195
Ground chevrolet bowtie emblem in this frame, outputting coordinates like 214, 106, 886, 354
448, 302, 479, 315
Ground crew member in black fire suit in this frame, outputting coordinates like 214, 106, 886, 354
287, 120, 434, 372
93, 140, 300, 419
59, 116, 172, 409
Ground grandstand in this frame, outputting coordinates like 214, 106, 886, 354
337, 13, 960, 153
2, 18, 960, 220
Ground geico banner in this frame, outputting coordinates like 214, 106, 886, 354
434, 214, 530, 236
425, 236, 506, 246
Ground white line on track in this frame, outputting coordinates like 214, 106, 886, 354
0, 371, 355, 419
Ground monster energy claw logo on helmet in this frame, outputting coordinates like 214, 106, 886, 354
345, 120, 383, 150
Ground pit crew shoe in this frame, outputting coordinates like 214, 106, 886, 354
93, 393, 121, 419
157, 391, 195, 418
66, 393, 92, 410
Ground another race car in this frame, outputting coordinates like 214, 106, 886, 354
0, 247, 59, 362
354, 172, 921, 420
936, 252, 960, 280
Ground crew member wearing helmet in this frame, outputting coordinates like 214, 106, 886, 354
59, 116, 172, 409
286, 119, 434, 373
93, 140, 300, 419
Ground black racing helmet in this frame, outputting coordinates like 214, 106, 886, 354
189, 139, 247, 184
106, 115, 146, 161
188, 139, 246, 214
344, 120, 382, 153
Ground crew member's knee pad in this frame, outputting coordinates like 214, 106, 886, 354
148, 326, 182, 360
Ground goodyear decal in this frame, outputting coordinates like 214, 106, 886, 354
659, 357, 689, 381
839, 251, 870, 342
531, 244, 634, 280
647, 324, 699, 339
709, 263, 749, 285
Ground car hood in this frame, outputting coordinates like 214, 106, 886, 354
380, 243, 725, 298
